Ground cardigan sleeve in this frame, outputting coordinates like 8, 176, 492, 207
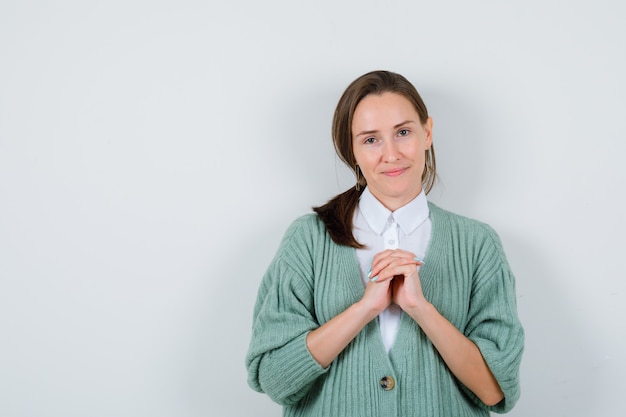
463, 224, 525, 413
245, 218, 328, 406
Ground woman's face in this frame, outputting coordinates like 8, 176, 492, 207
352, 92, 433, 211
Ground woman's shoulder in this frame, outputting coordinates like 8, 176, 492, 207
269, 213, 335, 277
283, 213, 326, 237
277, 213, 330, 252
428, 202, 511, 268
428, 201, 502, 241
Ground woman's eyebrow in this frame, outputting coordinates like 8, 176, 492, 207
394, 120, 416, 128
354, 120, 416, 137
354, 128, 379, 137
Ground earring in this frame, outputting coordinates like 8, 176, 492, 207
355, 166, 361, 191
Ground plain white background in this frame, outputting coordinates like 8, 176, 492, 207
1, 1, 624, 416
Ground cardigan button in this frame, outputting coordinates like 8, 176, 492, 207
380, 376, 395, 391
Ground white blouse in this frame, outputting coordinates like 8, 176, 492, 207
353, 187, 432, 352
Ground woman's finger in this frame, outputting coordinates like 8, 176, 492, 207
370, 257, 422, 282
371, 248, 421, 268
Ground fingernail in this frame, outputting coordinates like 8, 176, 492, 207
414, 257, 425, 264
370, 275, 379, 282
367, 268, 372, 278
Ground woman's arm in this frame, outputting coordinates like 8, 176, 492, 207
403, 300, 504, 406
370, 249, 504, 406
306, 274, 392, 368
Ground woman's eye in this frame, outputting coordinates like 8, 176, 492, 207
398, 129, 410, 136
364, 137, 377, 144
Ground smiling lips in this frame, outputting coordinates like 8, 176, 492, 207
382, 167, 408, 177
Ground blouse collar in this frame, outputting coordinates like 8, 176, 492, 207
358, 187, 430, 235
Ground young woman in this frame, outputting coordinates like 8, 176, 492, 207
246, 70, 524, 416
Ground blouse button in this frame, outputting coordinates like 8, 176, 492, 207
380, 376, 395, 391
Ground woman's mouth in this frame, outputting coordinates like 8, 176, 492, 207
383, 167, 407, 177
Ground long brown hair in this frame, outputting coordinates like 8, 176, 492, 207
313, 70, 437, 248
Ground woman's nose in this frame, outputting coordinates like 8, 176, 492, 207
383, 140, 400, 162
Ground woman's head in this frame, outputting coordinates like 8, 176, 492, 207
332, 70, 436, 197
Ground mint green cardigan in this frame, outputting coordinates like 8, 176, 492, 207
246, 203, 524, 416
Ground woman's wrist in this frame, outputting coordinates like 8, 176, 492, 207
404, 299, 436, 324
354, 298, 385, 323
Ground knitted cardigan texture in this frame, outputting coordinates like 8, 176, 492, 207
246, 203, 524, 416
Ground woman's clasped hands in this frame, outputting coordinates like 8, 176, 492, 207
362, 249, 427, 316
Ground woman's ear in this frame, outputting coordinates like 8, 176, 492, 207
424, 117, 434, 150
